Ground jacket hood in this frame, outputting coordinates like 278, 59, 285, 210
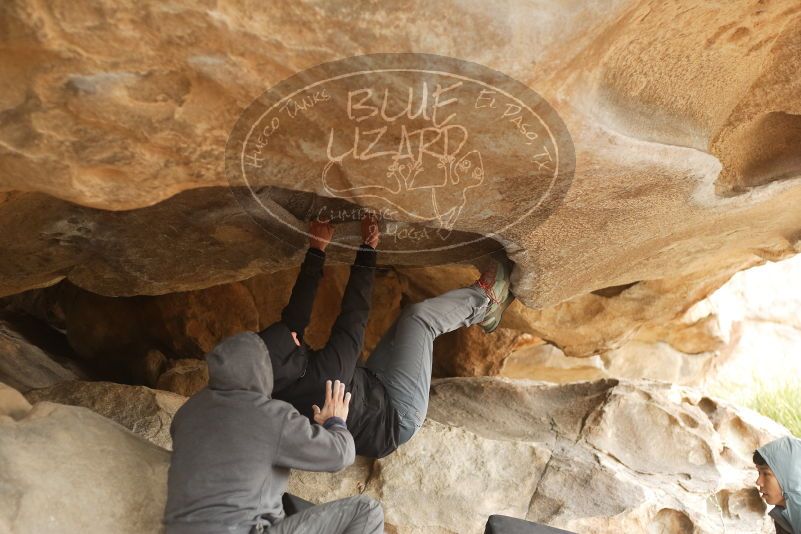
205, 332, 273, 396
758, 436, 801, 534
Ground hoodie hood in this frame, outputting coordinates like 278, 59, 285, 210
206, 332, 273, 396
758, 436, 801, 534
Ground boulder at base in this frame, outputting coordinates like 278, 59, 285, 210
0, 382, 170, 534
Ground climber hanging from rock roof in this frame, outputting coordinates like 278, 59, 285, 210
261, 212, 515, 458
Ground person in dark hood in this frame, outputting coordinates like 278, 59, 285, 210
163, 331, 384, 534
755, 436, 801, 534
263, 212, 513, 459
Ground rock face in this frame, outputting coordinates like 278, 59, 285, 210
499, 253, 801, 390
155, 359, 208, 398
0, 317, 78, 393
24, 380, 185, 450
2, 378, 787, 533
0, 382, 31, 421
0, 2, 800, 531
1, 1, 799, 331
288, 378, 784, 533
432, 325, 537, 378
0, 0, 800, 390
0, 383, 170, 534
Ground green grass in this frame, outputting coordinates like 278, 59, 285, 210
746, 381, 801, 438
708, 379, 801, 437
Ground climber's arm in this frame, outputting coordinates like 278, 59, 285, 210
280, 221, 334, 341
317, 214, 379, 380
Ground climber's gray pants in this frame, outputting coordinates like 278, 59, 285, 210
265, 495, 383, 534
365, 285, 490, 444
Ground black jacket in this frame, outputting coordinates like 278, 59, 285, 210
265, 245, 400, 458
163, 332, 354, 534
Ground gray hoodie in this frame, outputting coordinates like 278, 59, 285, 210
759, 436, 801, 534
163, 332, 355, 534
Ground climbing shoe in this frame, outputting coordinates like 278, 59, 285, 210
473, 256, 514, 333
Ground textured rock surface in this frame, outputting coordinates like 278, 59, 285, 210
0, 382, 32, 420
0, 0, 799, 327
0, 384, 170, 534
135, 349, 169, 388
0, 317, 78, 393
289, 378, 785, 533
432, 326, 537, 378
1, 378, 787, 533
1, 4, 798, 532
500, 253, 801, 389
500, 342, 608, 383
25, 380, 186, 449
2, 264, 403, 381
156, 359, 208, 398
293, 420, 553, 534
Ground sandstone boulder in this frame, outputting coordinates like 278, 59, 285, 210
134, 349, 170, 388
0, 3, 799, 533
498, 253, 801, 391
499, 342, 607, 383
0, 318, 78, 393
1, 377, 787, 533
289, 378, 785, 533
156, 359, 209, 398
0, 386, 170, 534
0, 2, 799, 350
0, 382, 32, 421
433, 326, 537, 378
25, 380, 186, 450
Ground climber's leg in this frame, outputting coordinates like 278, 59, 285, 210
365, 285, 489, 443
366, 257, 513, 444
